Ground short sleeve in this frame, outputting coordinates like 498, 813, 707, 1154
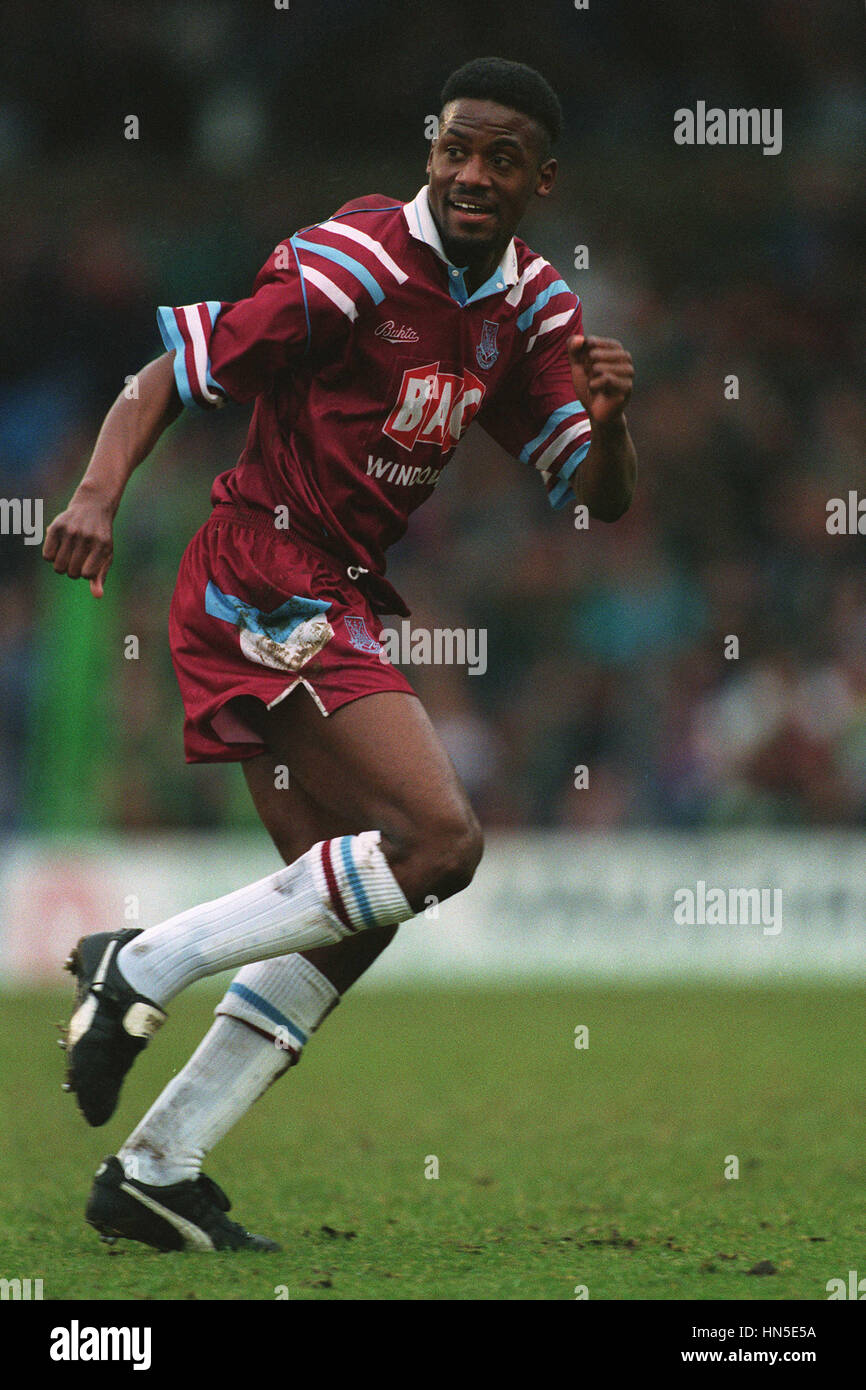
157, 233, 360, 410
478, 288, 591, 508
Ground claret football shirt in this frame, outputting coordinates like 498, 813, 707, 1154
158, 185, 591, 578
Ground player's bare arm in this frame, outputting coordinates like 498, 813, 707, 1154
42, 351, 181, 597
568, 334, 636, 521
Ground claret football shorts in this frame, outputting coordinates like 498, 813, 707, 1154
169, 505, 416, 762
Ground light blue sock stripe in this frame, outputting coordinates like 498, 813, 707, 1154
339, 836, 377, 929
226, 984, 307, 1047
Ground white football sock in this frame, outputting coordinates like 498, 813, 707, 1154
116, 831, 412, 1006
214, 951, 340, 1052
118, 957, 339, 1187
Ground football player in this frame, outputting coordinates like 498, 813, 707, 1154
44, 57, 635, 1251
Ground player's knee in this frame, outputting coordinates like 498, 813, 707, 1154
417, 804, 484, 905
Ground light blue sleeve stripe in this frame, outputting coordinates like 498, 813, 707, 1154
157, 301, 225, 410
516, 279, 573, 331
292, 237, 386, 305
519, 400, 586, 462
202, 300, 224, 398
156, 306, 195, 408
548, 440, 591, 509
226, 984, 307, 1046
289, 241, 312, 356
340, 836, 377, 929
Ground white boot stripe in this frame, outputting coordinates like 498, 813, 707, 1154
66, 995, 97, 1049
119, 1181, 216, 1251
92, 941, 118, 989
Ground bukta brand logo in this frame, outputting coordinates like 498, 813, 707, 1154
375, 320, 420, 343
476, 320, 499, 369
383, 362, 486, 452
344, 614, 382, 654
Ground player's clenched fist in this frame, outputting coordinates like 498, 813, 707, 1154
567, 335, 634, 426
42, 488, 115, 598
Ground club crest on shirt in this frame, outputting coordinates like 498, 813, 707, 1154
476, 320, 499, 369
344, 614, 382, 654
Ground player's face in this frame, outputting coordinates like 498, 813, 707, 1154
426, 99, 557, 275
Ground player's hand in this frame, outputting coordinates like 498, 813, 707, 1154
42, 487, 115, 598
567, 335, 634, 427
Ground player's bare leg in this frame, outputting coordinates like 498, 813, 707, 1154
65, 689, 482, 1127
241, 687, 484, 909
237, 686, 482, 915
115, 687, 483, 999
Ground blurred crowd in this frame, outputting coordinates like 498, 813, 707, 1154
1, 0, 864, 830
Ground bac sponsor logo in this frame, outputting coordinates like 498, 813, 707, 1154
383, 362, 486, 453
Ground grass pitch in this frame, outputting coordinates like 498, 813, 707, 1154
1, 983, 863, 1301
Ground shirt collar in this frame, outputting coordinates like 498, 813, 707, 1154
403, 185, 519, 301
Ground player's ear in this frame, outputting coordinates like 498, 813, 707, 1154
535, 157, 557, 198
426, 142, 435, 175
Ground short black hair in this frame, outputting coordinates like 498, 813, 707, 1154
440, 57, 562, 157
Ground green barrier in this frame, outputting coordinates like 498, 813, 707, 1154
23, 544, 118, 830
